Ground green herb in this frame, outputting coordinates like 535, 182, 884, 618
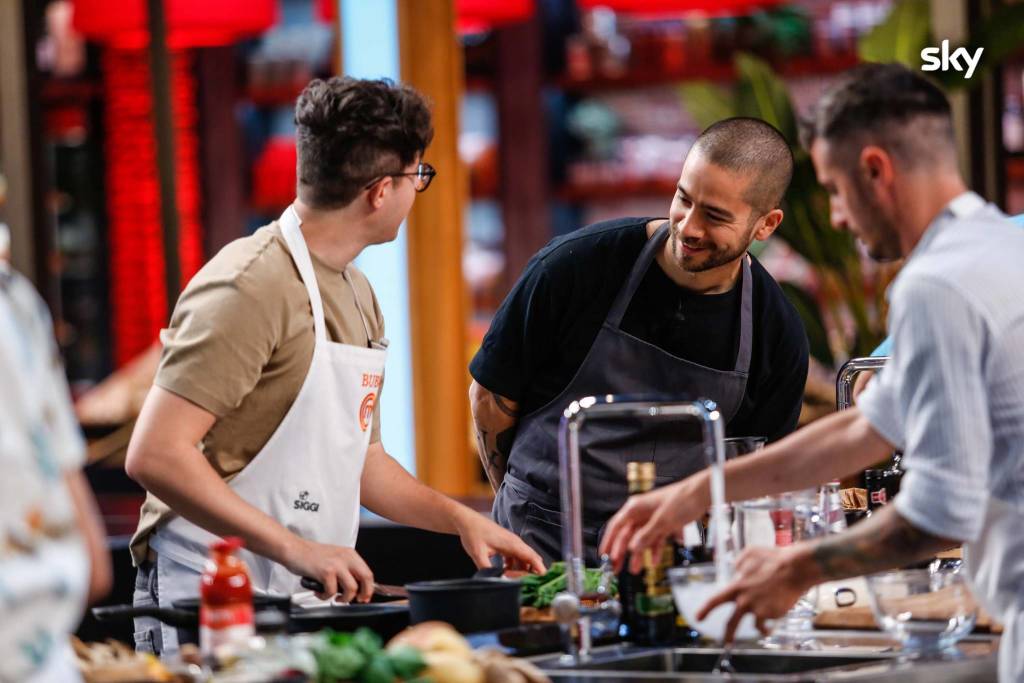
521, 562, 616, 608
313, 627, 426, 683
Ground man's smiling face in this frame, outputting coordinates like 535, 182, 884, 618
667, 151, 763, 273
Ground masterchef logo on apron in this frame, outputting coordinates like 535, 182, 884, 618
359, 373, 381, 432
359, 392, 376, 432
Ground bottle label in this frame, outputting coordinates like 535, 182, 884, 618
769, 509, 794, 546
200, 604, 254, 654
870, 488, 888, 506
635, 592, 675, 616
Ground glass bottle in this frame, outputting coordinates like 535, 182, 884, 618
200, 536, 255, 657
619, 462, 677, 645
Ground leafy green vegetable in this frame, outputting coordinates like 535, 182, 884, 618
314, 640, 366, 681
521, 562, 616, 608
387, 645, 427, 679
314, 627, 425, 683
362, 653, 396, 683
352, 628, 384, 657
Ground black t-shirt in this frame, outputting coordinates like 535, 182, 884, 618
469, 217, 809, 441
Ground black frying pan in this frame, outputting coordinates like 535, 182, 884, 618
92, 595, 411, 645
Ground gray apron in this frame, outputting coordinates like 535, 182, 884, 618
493, 222, 752, 565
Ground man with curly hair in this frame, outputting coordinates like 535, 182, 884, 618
126, 77, 544, 655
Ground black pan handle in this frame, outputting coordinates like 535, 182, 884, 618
92, 604, 196, 628
473, 555, 505, 578
301, 576, 326, 593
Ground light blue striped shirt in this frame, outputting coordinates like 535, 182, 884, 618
859, 193, 1024, 544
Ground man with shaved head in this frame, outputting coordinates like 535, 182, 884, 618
469, 117, 809, 564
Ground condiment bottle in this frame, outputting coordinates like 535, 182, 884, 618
619, 462, 678, 645
200, 536, 255, 657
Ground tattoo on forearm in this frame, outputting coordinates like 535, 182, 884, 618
475, 424, 517, 492
492, 392, 519, 418
811, 506, 953, 581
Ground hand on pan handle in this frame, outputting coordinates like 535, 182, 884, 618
285, 538, 373, 603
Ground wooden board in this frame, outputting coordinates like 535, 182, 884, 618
521, 607, 555, 623
816, 603, 1000, 633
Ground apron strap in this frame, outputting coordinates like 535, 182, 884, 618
606, 221, 671, 327
734, 255, 753, 376
279, 205, 328, 343
342, 268, 375, 348
605, 220, 754, 376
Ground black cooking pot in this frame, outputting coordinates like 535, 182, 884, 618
405, 577, 521, 634
92, 595, 410, 646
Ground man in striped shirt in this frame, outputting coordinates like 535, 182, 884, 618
601, 63, 1024, 680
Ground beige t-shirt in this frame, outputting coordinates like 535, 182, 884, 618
130, 222, 385, 565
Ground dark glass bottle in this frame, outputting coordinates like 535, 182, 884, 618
618, 462, 677, 645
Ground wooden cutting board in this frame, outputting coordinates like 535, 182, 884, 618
815, 598, 1001, 633
521, 606, 555, 623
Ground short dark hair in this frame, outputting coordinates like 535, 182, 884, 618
294, 77, 434, 209
800, 63, 955, 168
692, 117, 794, 214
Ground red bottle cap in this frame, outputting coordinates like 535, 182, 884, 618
211, 536, 244, 553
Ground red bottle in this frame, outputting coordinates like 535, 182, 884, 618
200, 537, 254, 655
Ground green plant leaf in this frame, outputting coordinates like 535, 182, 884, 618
679, 82, 735, 130
857, 0, 931, 66
733, 53, 798, 144
938, 2, 1024, 90
779, 282, 833, 368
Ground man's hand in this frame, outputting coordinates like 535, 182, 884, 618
600, 475, 707, 574
453, 507, 546, 574
284, 538, 374, 604
696, 545, 814, 643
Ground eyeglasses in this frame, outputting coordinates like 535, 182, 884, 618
363, 162, 437, 193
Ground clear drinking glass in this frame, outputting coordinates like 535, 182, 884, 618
733, 489, 827, 648
866, 568, 978, 658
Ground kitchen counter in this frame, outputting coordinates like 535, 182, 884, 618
526, 632, 999, 682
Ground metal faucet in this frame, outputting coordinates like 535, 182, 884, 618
550, 395, 727, 662
836, 356, 890, 410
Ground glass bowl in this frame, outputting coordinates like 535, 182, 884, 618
865, 568, 978, 657
668, 563, 759, 643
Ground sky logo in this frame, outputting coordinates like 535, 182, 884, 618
921, 40, 984, 79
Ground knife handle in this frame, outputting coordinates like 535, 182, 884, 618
301, 576, 326, 593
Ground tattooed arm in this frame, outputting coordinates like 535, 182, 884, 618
469, 380, 520, 492
699, 504, 959, 641
808, 503, 956, 579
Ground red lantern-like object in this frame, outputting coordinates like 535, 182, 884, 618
316, 0, 534, 35
71, 0, 275, 366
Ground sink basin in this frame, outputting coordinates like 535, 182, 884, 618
530, 639, 999, 681
535, 647, 889, 678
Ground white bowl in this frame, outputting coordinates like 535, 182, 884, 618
668, 564, 759, 642
865, 568, 978, 656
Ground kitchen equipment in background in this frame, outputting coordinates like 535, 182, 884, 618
866, 568, 979, 657
405, 577, 522, 633
90, 595, 411, 645
551, 396, 724, 662
734, 489, 827, 648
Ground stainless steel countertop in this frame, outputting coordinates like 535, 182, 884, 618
528, 631, 999, 682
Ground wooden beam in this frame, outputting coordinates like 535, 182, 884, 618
147, 0, 182, 304
195, 46, 247, 257
0, 0, 33, 280
494, 17, 550, 293
396, 0, 472, 495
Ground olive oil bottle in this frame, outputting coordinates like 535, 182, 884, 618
618, 462, 677, 645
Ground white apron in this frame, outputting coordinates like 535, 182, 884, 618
151, 205, 387, 597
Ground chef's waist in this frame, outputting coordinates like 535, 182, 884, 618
503, 471, 624, 525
